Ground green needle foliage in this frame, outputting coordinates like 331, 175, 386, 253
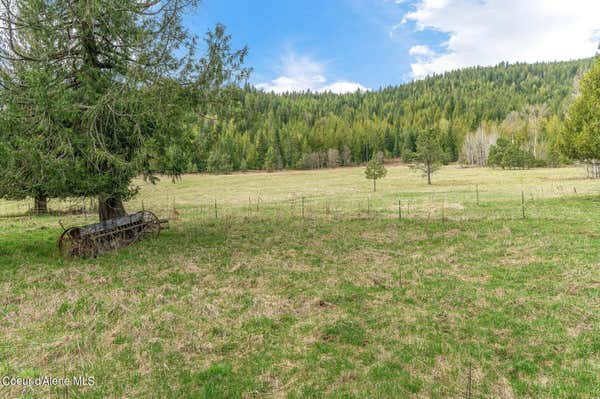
412, 128, 444, 185
559, 57, 600, 163
0, 0, 249, 220
364, 153, 387, 192
488, 137, 537, 169
184, 59, 592, 173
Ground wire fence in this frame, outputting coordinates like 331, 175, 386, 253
0, 184, 594, 398
0, 183, 596, 226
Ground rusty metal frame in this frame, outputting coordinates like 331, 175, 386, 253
59, 211, 168, 258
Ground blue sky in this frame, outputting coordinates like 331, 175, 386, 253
186, 0, 600, 93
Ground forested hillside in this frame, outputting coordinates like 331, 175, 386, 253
192, 58, 594, 173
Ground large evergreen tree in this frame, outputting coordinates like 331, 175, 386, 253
0, 69, 81, 214
559, 57, 600, 173
0, 0, 249, 220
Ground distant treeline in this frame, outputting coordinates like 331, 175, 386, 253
187, 59, 593, 173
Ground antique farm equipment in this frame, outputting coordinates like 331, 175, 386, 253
59, 211, 169, 258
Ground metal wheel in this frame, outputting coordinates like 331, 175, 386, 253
59, 227, 80, 258
141, 211, 161, 239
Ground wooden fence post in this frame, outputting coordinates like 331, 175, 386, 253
398, 199, 402, 220
466, 361, 472, 399
442, 197, 446, 222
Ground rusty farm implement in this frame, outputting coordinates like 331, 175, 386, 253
58, 211, 169, 258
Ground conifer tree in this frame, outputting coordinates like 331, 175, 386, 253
559, 57, 600, 175
0, 0, 249, 220
413, 128, 444, 185
364, 153, 387, 192
264, 146, 281, 171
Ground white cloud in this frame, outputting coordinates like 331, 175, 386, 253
321, 81, 368, 94
409, 45, 434, 57
389, 23, 403, 38
256, 52, 368, 94
403, 0, 600, 78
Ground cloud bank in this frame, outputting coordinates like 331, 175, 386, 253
256, 53, 368, 94
404, 0, 600, 78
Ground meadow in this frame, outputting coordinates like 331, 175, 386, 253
0, 164, 599, 398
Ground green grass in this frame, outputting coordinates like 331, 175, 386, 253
0, 165, 599, 398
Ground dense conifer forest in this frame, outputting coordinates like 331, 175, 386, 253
194, 58, 594, 173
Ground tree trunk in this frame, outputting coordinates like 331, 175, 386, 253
533, 127, 538, 159
98, 196, 127, 221
427, 162, 432, 185
34, 195, 48, 215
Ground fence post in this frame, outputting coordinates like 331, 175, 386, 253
476, 184, 479, 205
367, 198, 370, 217
521, 191, 525, 219
301, 196, 305, 219
214, 199, 218, 219
442, 197, 446, 222
467, 361, 472, 399
398, 199, 402, 220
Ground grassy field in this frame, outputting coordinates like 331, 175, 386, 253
0, 165, 599, 398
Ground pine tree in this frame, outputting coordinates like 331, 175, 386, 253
364, 153, 387, 192
264, 146, 281, 171
413, 128, 444, 185
207, 149, 234, 174
560, 57, 600, 175
0, 1, 249, 220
